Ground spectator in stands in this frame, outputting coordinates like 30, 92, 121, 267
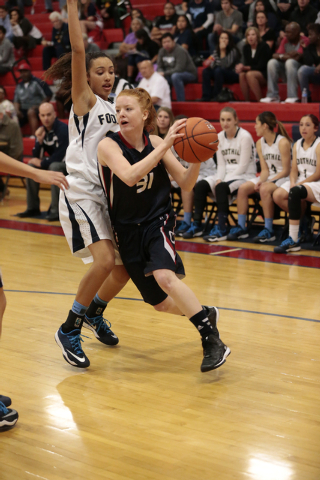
131, 8, 153, 32
289, 0, 317, 36
138, 59, 171, 109
13, 62, 52, 136
199, 31, 240, 101
254, 10, 277, 50
157, 33, 197, 102
151, 2, 178, 45
43, 0, 66, 14
0, 25, 14, 74
83, 33, 100, 53
273, 114, 320, 253
186, 0, 214, 49
182, 106, 256, 240
9, 7, 42, 55
298, 23, 320, 102
17, 102, 68, 220
227, 111, 292, 243
127, 29, 159, 83
118, 18, 143, 57
0, 5, 12, 39
79, 0, 104, 36
42, 12, 71, 71
260, 22, 308, 103
153, 106, 174, 137
208, 0, 243, 53
174, 14, 196, 55
236, 27, 271, 101
0, 102, 23, 199
247, 0, 279, 26
0, 85, 17, 122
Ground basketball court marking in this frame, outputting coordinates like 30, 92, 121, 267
4, 289, 320, 324
210, 248, 243, 255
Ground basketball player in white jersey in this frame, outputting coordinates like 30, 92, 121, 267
0, 151, 68, 431
273, 114, 320, 253
227, 111, 292, 243
45, 0, 130, 368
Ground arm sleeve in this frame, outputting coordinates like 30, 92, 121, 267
216, 148, 226, 180
41, 124, 69, 169
202, 12, 214, 29
229, 135, 254, 176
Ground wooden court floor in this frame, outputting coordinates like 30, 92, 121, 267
0, 188, 320, 480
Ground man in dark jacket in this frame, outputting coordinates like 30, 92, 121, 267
289, 0, 317, 36
42, 11, 71, 70
17, 102, 68, 221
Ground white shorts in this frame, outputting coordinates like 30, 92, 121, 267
59, 175, 122, 265
304, 181, 320, 203
249, 175, 289, 187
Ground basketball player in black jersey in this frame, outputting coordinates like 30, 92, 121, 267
98, 88, 230, 373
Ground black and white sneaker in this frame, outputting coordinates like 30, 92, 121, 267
203, 305, 220, 338
201, 335, 231, 372
55, 327, 90, 368
0, 401, 18, 431
0, 395, 11, 407
83, 315, 119, 346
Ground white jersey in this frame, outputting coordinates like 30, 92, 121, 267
261, 133, 285, 177
296, 137, 320, 181
66, 95, 119, 186
217, 127, 256, 179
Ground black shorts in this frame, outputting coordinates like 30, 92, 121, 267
114, 210, 185, 306
0, 268, 3, 288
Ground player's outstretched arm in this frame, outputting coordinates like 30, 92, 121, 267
0, 152, 69, 190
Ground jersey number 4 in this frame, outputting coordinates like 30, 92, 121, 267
137, 172, 154, 193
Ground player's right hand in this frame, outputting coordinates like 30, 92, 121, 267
163, 119, 186, 149
33, 170, 69, 190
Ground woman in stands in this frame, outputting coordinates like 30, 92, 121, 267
153, 107, 174, 138
151, 2, 178, 45
174, 15, 195, 55
254, 10, 276, 51
79, 0, 104, 37
97, 87, 230, 373
127, 29, 159, 83
227, 111, 291, 243
131, 8, 153, 33
9, 7, 42, 55
235, 27, 271, 101
199, 31, 240, 102
45, 0, 129, 369
183, 107, 255, 240
273, 114, 320, 253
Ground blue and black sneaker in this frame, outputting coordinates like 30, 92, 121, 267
83, 315, 119, 346
203, 225, 228, 242
227, 225, 249, 241
274, 236, 301, 254
55, 328, 90, 368
175, 221, 191, 237
182, 221, 204, 239
253, 227, 276, 243
0, 395, 11, 407
0, 401, 18, 431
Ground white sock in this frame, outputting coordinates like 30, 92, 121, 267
289, 224, 299, 243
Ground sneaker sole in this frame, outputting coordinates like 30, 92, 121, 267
254, 236, 276, 243
274, 246, 301, 253
54, 330, 89, 368
201, 346, 231, 372
204, 234, 228, 242
83, 321, 119, 346
227, 233, 249, 241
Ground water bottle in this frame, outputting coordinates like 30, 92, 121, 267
302, 88, 308, 104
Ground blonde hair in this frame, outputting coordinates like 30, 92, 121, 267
220, 106, 239, 125
153, 106, 175, 136
117, 88, 157, 132
245, 26, 261, 43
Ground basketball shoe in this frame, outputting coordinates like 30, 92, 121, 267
175, 221, 191, 237
83, 315, 119, 345
227, 225, 249, 241
0, 402, 18, 431
201, 306, 231, 372
253, 227, 276, 243
182, 221, 204, 239
0, 395, 11, 407
55, 328, 90, 368
203, 225, 228, 242
274, 236, 301, 253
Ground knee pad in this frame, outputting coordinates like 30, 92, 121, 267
215, 182, 230, 201
288, 185, 308, 220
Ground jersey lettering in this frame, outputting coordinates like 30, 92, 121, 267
227, 158, 237, 164
271, 164, 277, 174
98, 113, 117, 125
136, 172, 154, 193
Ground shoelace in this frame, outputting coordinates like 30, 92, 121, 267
177, 221, 189, 231
281, 236, 295, 247
0, 401, 9, 415
258, 228, 271, 237
87, 316, 112, 334
230, 225, 242, 234
209, 225, 222, 236
68, 332, 90, 355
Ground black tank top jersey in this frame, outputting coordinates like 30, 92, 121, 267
100, 131, 172, 226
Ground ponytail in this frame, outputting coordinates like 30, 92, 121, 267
276, 120, 293, 143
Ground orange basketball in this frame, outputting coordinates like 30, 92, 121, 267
173, 117, 219, 163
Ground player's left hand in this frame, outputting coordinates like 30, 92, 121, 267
163, 119, 186, 149
32, 170, 69, 190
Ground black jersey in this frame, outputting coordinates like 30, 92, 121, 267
99, 131, 172, 226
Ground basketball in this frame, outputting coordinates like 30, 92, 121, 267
173, 117, 219, 163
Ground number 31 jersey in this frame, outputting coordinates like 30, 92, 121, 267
99, 131, 172, 227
